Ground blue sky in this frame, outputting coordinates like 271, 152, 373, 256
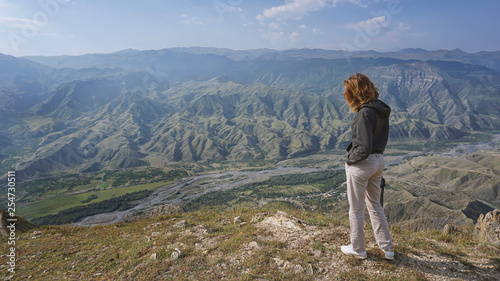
0, 0, 499, 56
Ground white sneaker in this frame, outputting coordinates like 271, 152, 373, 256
341, 245, 367, 259
383, 249, 394, 260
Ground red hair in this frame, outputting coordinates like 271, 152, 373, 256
343, 73, 379, 112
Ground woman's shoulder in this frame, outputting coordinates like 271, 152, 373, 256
356, 105, 378, 124
358, 105, 377, 116
359, 99, 390, 118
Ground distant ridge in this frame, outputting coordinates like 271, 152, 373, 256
22, 47, 500, 72
0, 47, 498, 180
111, 48, 141, 54
398, 48, 429, 53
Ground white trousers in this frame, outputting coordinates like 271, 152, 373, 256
345, 153, 393, 253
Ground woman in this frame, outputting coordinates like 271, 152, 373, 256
341, 73, 394, 260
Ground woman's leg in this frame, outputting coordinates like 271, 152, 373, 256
365, 154, 393, 251
345, 156, 378, 253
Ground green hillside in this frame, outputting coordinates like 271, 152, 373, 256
2, 49, 500, 179
4, 70, 499, 180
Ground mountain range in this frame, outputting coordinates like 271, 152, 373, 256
1, 48, 500, 180
26, 47, 500, 72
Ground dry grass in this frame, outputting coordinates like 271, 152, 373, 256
1, 205, 499, 280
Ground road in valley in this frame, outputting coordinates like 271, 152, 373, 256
75, 133, 500, 226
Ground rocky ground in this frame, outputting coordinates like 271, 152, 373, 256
1, 206, 499, 280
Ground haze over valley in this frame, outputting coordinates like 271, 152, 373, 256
0, 47, 498, 230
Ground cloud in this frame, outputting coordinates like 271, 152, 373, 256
395, 22, 410, 31
257, 0, 336, 21
180, 15, 204, 25
347, 0, 367, 8
289, 31, 300, 43
345, 15, 387, 31
0, 16, 31, 29
312, 27, 322, 34
269, 22, 281, 30
257, 0, 367, 21
262, 31, 286, 45
386, 22, 410, 41
359, 16, 387, 30
261, 30, 302, 46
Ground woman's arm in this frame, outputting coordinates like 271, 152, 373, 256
346, 109, 374, 165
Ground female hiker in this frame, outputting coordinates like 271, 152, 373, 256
341, 73, 394, 260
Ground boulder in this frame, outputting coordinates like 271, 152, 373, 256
256, 211, 306, 242
473, 209, 500, 246
173, 219, 188, 229
171, 248, 181, 260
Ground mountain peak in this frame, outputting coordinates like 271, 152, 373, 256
450, 48, 468, 54
398, 48, 429, 53
112, 48, 140, 54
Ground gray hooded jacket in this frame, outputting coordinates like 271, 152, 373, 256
346, 99, 391, 165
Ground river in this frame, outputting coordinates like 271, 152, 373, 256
74, 134, 500, 226
74, 166, 321, 226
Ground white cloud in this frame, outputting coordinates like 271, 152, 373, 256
299, 24, 306, 29
257, 0, 341, 21
345, 15, 387, 31
180, 15, 204, 25
0, 16, 30, 29
261, 30, 302, 46
257, 0, 367, 21
359, 16, 387, 30
347, 0, 367, 8
262, 31, 286, 45
386, 22, 410, 41
396, 22, 410, 31
312, 27, 322, 34
269, 22, 281, 30
289, 31, 300, 43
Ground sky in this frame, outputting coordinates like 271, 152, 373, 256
0, 0, 499, 57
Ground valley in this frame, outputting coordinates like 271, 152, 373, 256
1, 47, 500, 229
74, 165, 324, 226
17, 133, 499, 230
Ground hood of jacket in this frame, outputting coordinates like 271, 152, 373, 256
359, 99, 391, 118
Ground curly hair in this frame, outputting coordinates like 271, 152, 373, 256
343, 73, 379, 112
